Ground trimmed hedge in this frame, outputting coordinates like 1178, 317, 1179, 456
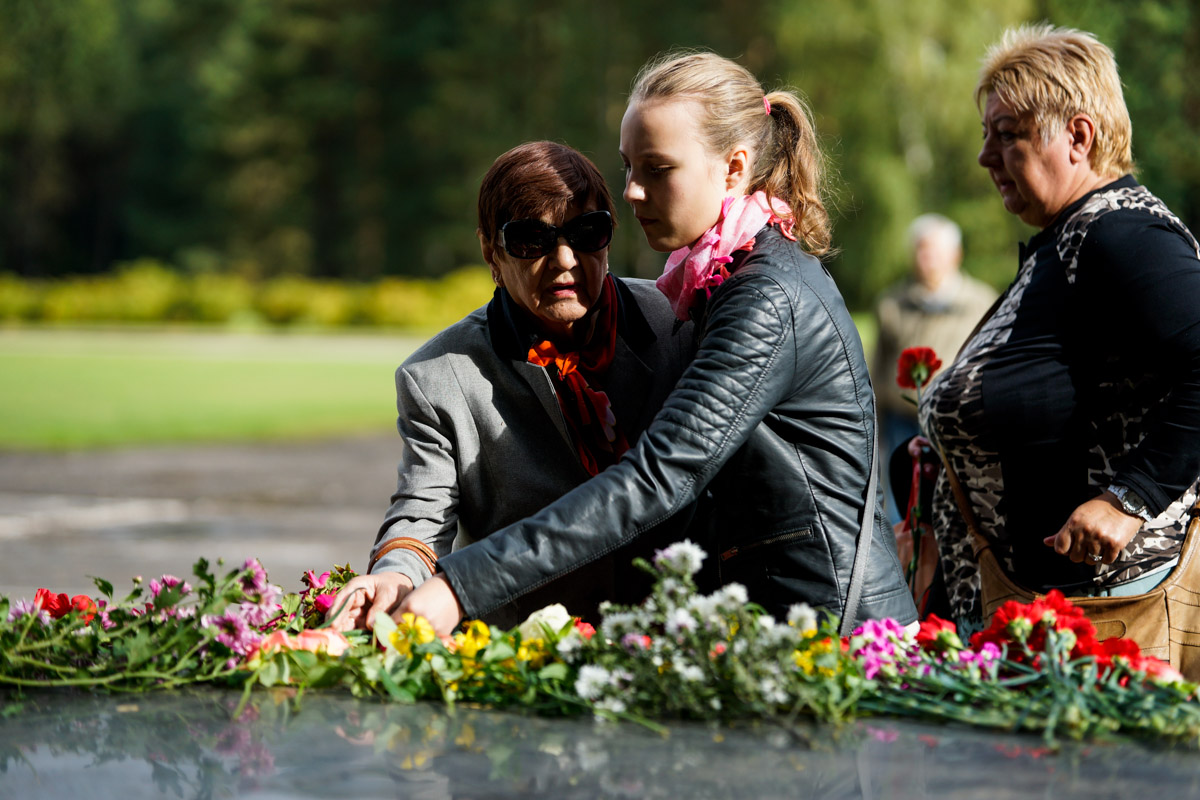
0, 262, 497, 330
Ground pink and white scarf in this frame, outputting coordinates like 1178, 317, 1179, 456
656, 191, 796, 321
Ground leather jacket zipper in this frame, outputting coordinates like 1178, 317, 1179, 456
721, 529, 811, 562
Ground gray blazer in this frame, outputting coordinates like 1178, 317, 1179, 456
370, 277, 696, 626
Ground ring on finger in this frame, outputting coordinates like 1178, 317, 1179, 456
1087, 553, 1103, 563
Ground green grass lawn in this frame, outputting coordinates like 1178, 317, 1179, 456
0, 328, 426, 450
1, 316, 878, 451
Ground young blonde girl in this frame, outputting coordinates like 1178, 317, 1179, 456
397, 52, 916, 634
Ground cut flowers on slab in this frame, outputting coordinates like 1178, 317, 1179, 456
2, 542, 1198, 746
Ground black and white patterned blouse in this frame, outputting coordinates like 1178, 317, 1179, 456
919, 176, 1200, 624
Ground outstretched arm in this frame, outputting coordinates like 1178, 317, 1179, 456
401, 272, 804, 631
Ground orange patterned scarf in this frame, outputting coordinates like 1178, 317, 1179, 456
527, 275, 629, 475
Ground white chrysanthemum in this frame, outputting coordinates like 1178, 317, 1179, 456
610, 668, 634, 686
758, 615, 777, 630
758, 677, 788, 706
597, 697, 628, 714
661, 578, 683, 597
555, 634, 582, 659
519, 603, 572, 641
787, 603, 819, 634
665, 607, 697, 636
575, 665, 611, 701
715, 583, 748, 610
687, 593, 720, 620
674, 661, 705, 682
600, 611, 639, 640
654, 540, 707, 576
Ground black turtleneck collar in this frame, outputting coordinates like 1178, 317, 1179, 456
485, 275, 656, 361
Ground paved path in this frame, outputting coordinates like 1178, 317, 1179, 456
0, 433, 400, 601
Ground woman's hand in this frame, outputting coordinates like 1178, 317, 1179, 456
394, 575, 464, 638
1043, 492, 1145, 565
325, 572, 414, 632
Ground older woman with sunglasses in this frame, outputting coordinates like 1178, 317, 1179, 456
328, 141, 695, 631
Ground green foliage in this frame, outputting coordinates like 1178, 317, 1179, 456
0, 1, 1195, 311
0, 265, 494, 329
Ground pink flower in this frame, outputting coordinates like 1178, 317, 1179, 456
850, 619, 915, 680
313, 594, 336, 615
621, 633, 652, 651
249, 628, 351, 663
149, 574, 192, 599
574, 620, 596, 640
303, 570, 331, 590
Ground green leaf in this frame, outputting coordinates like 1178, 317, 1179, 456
257, 659, 282, 688
121, 629, 155, 669
89, 576, 114, 599
483, 641, 515, 663
372, 612, 399, 653
281, 593, 301, 616
538, 662, 568, 682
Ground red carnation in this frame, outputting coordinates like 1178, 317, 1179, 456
915, 614, 961, 652
574, 619, 596, 640
970, 590, 1098, 662
33, 588, 71, 619
34, 588, 97, 623
896, 347, 943, 390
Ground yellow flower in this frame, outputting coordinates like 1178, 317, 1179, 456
453, 620, 491, 659
516, 637, 548, 668
390, 612, 438, 656
794, 637, 840, 678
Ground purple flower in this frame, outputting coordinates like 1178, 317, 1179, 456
202, 610, 262, 657
238, 600, 280, 628
7, 599, 50, 626
241, 559, 269, 595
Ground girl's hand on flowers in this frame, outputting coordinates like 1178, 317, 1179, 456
325, 572, 413, 632
1043, 494, 1143, 565
394, 575, 464, 638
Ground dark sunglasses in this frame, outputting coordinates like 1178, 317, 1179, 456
499, 211, 613, 260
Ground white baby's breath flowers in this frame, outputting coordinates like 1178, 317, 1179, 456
575, 665, 611, 701
654, 540, 707, 576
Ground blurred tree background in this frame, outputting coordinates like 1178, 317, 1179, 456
0, 0, 1195, 310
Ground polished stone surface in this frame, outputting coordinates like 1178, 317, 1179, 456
2, 690, 1200, 800
5, 439, 1200, 798
3, 690, 1200, 799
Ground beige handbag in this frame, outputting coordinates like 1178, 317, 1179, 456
942, 450, 1200, 681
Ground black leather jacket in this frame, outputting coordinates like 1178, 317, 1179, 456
438, 226, 918, 627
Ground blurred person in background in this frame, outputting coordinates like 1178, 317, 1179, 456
920, 24, 1200, 638
872, 213, 997, 523
329, 141, 696, 632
